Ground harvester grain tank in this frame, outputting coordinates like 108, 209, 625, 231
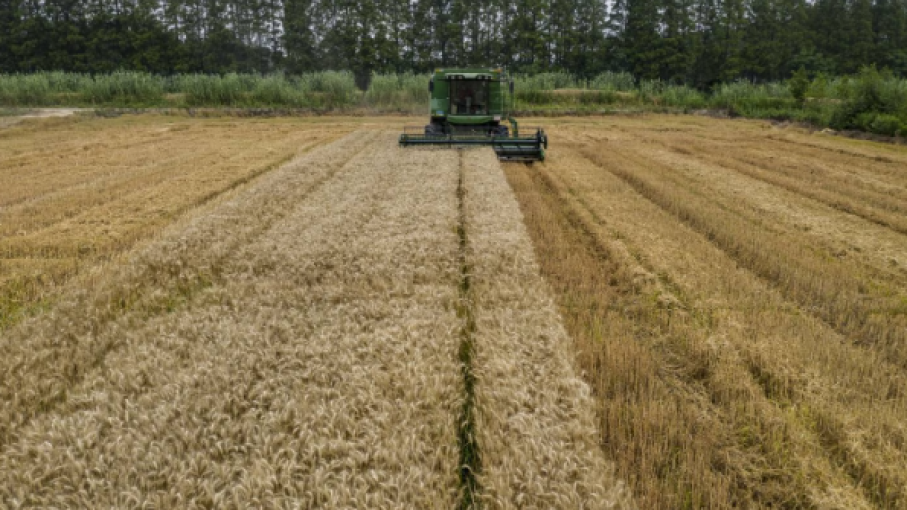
398, 68, 548, 162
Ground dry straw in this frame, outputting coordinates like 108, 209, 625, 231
504, 115, 907, 508
0, 116, 354, 327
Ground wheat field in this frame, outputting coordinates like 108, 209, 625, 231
0, 115, 368, 327
2, 113, 905, 508
505, 115, 907, 509
0, 115, 626, 508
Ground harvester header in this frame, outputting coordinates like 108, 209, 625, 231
399, 68, 547, 162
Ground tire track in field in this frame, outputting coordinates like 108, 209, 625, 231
0, 129, 216, 209
455, 151, 481, 509
0, 131, 378, 453
0, 132, 342, 257
765, 132, 907, 169
632, 136, 907, 284
0, 122, 237, 209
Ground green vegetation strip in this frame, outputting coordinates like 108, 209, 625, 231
1, 68, 905, 137
455, 151, 481, 509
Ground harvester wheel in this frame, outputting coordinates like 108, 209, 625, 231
492, 125, 509, 137
425, 124, 444, 137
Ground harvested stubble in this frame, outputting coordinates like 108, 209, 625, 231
462, 149, 631, 509
505, 115, 907, 509
0, 133, 465, 507
0, 115, 357, 328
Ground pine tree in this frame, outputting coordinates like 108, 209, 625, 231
623, 0, 662, 79
572, 0, 608, 76
743, 0, 783, 80
284, 0, 317, 73
874, 0, 907, 75
660, 0, 695, 82
505, 0, 550, 72
606, 0, 629, 71
0, 0, 20, 71
847, 0, 875, 72
809, 0, 848, 74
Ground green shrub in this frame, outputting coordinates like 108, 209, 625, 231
179, 73, 249, 106
638, 79, 665, 102
301, 71, 356, 106
515, 89, 553, 104
518, 72, 580, 92
579, 90, 621, 105
829, 66, 907, 131
711, 80, 795, 114
808, 72, 830, 99
0, 70, 902, 132
364, 72, 428, 110
869, 114, 904, 136
661, 85, 707, 109
45, 72, 92, 93
789, 67, 810, 104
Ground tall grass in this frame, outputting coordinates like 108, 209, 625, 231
0, 69, 905, 135
363, 72, 429, 111
173, 71, 357, 107
82, 71, 165, 104
0, 74, 53, 105
0, 71, 359, 108
174, 73, 248, 105
590, 71, 636, 92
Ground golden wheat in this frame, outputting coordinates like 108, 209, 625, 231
8, 113, 904, 509
506, 115, 907, 509
0, 132, 465, 507
0, 115, 359, 328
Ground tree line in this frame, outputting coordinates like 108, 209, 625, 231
2, 0, 906, 88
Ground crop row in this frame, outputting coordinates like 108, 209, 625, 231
505, 115, 907, 508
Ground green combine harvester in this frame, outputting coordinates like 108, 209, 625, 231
399, 67, 548, 162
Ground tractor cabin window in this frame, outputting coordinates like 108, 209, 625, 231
449, 80, 489, 115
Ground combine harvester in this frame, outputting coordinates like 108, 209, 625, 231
399, 68, 548, 162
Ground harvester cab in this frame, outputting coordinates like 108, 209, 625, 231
398, 68, 548, 162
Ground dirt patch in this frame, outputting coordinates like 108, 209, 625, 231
19, 108, 84, 118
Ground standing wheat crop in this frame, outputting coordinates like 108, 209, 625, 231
0, 133, 464, 508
